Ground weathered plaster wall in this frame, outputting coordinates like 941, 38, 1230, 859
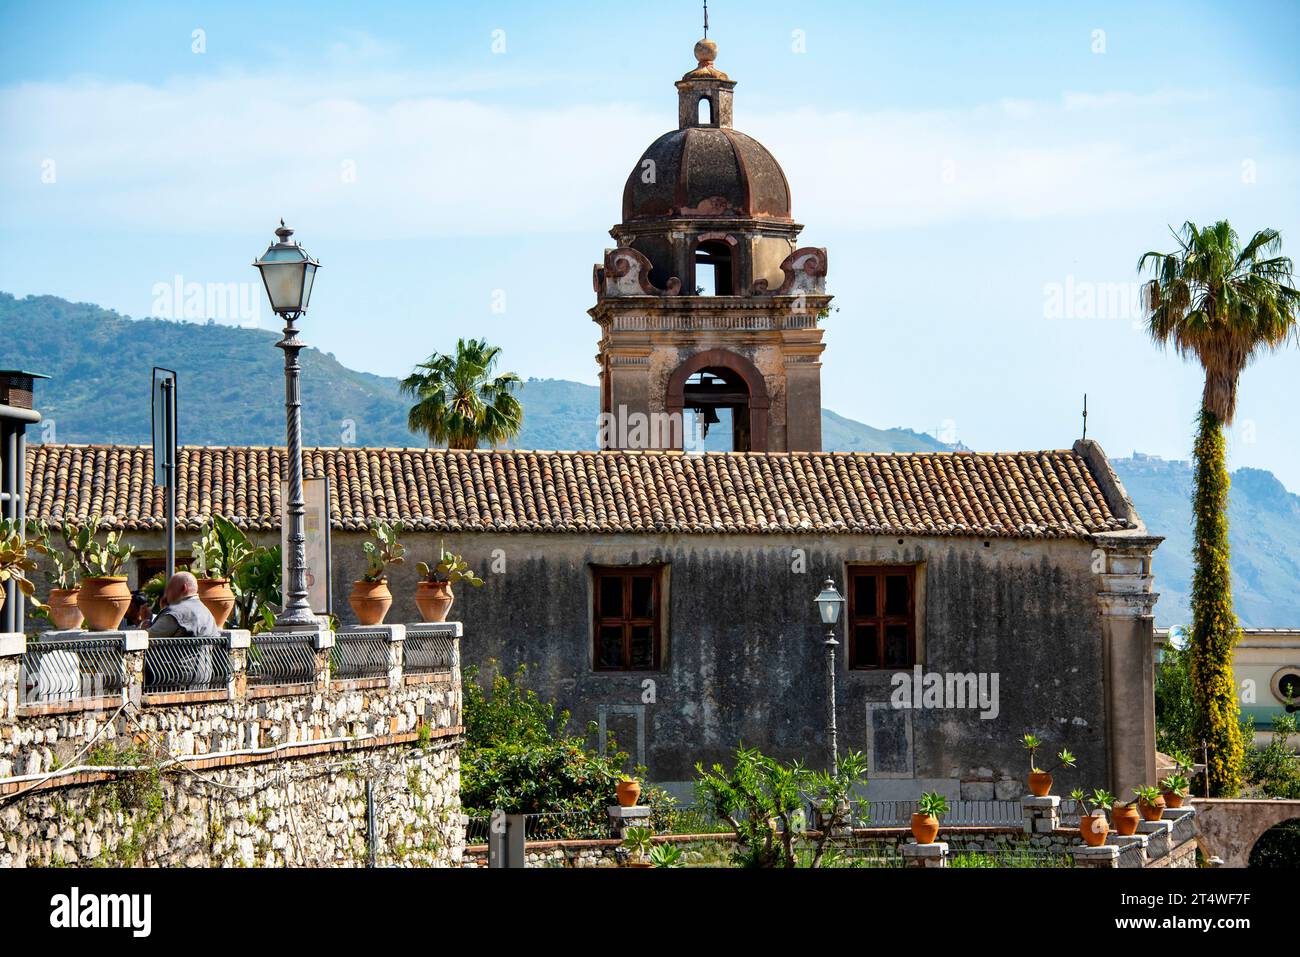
111, 529, 1112, 798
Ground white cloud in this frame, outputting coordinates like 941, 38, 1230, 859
1, 68, 1295, 240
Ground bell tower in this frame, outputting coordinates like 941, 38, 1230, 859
591, 36, 831, 452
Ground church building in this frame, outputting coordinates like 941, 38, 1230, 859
25, 37, 1162, 802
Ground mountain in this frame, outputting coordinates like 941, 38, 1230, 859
1113, 454, 1300, 628
0, 292, 950, 454
5, 292, 1299, 627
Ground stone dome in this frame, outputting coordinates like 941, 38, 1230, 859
621, 126, 792, 223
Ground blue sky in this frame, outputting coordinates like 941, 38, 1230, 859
2, 0, 1299, 487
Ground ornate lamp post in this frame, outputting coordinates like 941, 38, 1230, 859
813, 578, 845, 775
253, 220, 320, 629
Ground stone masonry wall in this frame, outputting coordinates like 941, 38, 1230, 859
0, 627, 465, 867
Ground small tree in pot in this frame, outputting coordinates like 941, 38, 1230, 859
415, 542, 483, 622
350, 522, 404, 625
911, 791, 948, 845
1021, 733, 1077, 796
1070, 788, 1115, 846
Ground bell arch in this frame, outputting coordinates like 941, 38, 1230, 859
665, 349, 770, 451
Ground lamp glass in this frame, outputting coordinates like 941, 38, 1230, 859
814, 580, 844, 625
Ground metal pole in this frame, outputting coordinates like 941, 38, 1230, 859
275, 313, 315, 628
825, 626, 839, 777
163, 375, 177, 579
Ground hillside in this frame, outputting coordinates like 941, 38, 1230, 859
1113, 454, 1300, 628
0, 293, 951, 453
5, 292, 1299, 627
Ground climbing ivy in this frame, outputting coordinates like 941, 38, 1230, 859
1188, 410, 1245, 796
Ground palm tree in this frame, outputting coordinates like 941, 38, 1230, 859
1138, 220, 1299, 796
400, 338, 523, 449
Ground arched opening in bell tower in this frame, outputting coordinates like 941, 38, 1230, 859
683, 367, 751, 451
694, 239, 735, 295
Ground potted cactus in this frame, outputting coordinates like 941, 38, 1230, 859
29, 520, 81, 628
1021, 733, 1076, 796
414, 541, 483, 622
1134, 784, 1166, 822
911, 791, 948, 845
0, 518, 43, 619
350, 522, 404, 625
189, 514, 256, 628
1070, 788, 1115, 847
64, 515, 134, 631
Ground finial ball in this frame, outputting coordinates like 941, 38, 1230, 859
694, 38, 717, 66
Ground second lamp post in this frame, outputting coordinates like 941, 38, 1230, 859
813, 578, 845, 776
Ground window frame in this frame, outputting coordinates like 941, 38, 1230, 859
846, 564, 917, 670
591, 564, 664, 672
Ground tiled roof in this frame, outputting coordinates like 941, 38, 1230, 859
23, 445, 1136, 539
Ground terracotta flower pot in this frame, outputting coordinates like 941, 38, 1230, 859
77, 576, 132, 631
1161, 790, 1185, 809
349, 579, 393, 626
1028, 771, 1053, 797
616, 779, 641, 807
47, 588, 84, 630
196, 578, 236, 629
415, 580, 454, 622
1112, 804, 1141, 836
1080, 811, 1110, 847
910, 813, 939, 845
1138, 797, 1165, 822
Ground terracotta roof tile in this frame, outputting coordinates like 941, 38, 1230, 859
23, 445, 1135, 539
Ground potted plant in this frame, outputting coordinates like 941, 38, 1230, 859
414, 542, 483, 622
65, 514, 134, 631
189, 515, 254, 628
28, 520, 81, 629
350, 522, 404, 625
911, 791, 948, 845
616, 773, 641, 807
1111, 796, 1141, 836
622, 826, 654, 868
1021, 733, 1077, 796
649, 842, 685, 868
1159, 773, 1189, 809
0, 518, 43, 619
1134, 784, 1166, 822
1070, 788, 1115, 847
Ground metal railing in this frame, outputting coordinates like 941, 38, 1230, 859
851, 799, 1023, 828
403, 627, 455, 676
143, 635, 231, 694
331, 630, 390, 681
247, 632, 317, 686
20, 634, 127, 704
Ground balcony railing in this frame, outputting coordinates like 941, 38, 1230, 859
143, 635, 232, 694
404, 625, 456, 676
247, 632, 317, 687
20, 633, 126, 705
331, 629, 391, 682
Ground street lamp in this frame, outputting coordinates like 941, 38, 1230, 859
813, 578, 845, 775
253, 220, 320, 629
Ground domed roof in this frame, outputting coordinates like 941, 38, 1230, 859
621, 126, 792, 223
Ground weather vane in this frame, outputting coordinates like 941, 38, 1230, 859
1082, 393, 1088, 441
703, 0, 709, 38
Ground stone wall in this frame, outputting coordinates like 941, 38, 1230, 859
0, 625, 465, 867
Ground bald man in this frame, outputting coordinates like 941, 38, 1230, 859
147, 571, 222, 638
